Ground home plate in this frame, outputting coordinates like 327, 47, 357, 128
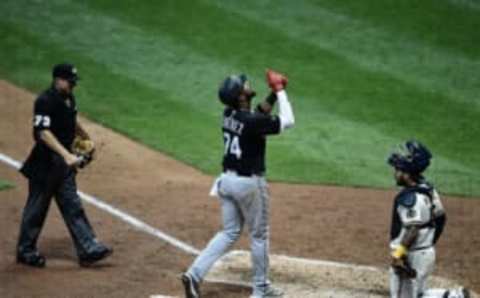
205, 250, 473, 298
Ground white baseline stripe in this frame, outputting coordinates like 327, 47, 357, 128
275, 253, 379, 271
0, 153, 22, 169
0, 152, 200, 256
227, 250, 379, 272
78, 191, 200, 256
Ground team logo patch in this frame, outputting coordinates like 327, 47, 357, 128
407, 209, 417, 218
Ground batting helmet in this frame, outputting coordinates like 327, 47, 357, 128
218, 74, 247, 107
388, 140, 432, 175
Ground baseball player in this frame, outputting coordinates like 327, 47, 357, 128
181, 70, 294, 298
388, 140, 470, 298
17, 63, 112, 267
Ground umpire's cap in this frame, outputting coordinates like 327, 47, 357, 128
388, 140, 432, 175
218, 74, 247, 108
52, 63, 79, 84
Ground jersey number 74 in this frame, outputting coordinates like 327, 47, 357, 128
223, 132, 242, 159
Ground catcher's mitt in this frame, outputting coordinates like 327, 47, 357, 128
392, 257, 417, 279
72, 137, 95, 168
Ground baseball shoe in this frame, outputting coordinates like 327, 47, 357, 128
181, 273, 200, 298
461, 287, 470, 298
16, 251, 46, 268
250, 286, 284, 298
79, 245, 113, 267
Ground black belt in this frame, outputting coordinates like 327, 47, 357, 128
410, 245, 433, 251
418, 221, 435, 229
224, 169, 264, 177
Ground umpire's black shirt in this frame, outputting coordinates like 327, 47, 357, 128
222, 107, 280, 176
20, 86, 77, 181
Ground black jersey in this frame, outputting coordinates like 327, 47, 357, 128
222, 108, 281, 176
20, 86, 78, 180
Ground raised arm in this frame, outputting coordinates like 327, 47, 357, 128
266, 69, 295, 131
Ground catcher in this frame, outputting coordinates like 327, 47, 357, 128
17, 63, 112, 268
388, 140, 469, 298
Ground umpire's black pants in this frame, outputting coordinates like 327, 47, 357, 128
17, 169, 101, 259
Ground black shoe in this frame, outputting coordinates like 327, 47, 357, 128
181, 273, 200, 298
462, 287, 470, 298
17, 251, 46, 268
79, 246, 113, 267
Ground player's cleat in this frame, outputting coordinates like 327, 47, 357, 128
250, 286, 284, 298
17, 251, 46, 268
461, 287, 470, 298
79, 245, 113, 267
181, 273, 200, 298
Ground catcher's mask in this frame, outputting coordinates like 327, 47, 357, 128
218, 74, 255, 108
388, 140, 432, 176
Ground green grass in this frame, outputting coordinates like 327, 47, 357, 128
0, 180, 13, 191
0, 0, 479, 196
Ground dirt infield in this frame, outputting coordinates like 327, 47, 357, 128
0, 80, 479, 297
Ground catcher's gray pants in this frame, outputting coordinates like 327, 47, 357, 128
17, 170, 102, 259
390, 247, 435, 298
389, 247, 463, 298
187, 172, 272, 296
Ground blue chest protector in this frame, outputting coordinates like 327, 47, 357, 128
390, 183, 446, 243
390, 188, 417, 240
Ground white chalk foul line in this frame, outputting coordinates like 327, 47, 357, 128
226, 250, 379, 272
0, 152, 200, 256
0, 152, 22, 169
78, 191, 200, 255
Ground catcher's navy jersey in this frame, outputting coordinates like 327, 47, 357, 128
222, 107, 280, 176
21, 87, 77, 179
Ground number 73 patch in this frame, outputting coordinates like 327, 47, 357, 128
34, 115, 51, 128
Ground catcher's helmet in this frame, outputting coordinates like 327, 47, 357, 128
388, 140, 432, 175
218, 74, 247, 107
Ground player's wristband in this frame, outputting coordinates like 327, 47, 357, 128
266, 92, 277, 105
255, 103, 267, 114
391, 245, 408, 259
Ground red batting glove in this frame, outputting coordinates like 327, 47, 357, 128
266, 69, 288, 92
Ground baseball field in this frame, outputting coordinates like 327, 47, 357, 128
1, 0, 479, 297
0, 180, 12, 191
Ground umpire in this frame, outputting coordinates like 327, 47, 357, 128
16, 63, 112, 268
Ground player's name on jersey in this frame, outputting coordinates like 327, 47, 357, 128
223, 114, 244, 135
